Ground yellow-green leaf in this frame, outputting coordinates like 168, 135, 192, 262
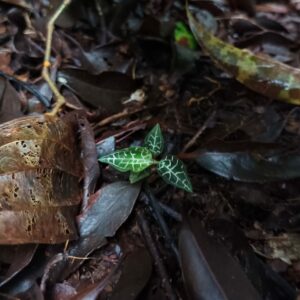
187, 5, 300, 106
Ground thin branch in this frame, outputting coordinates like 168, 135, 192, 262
137, 210, 177, 300
42, 0, 71, 116
143, 185, 180, 263
182, 110, 216, 152
95, 101, 171, 128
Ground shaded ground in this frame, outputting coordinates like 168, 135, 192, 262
0, 0, 300, 299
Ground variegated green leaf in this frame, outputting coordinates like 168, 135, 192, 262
129, 168, 151, 183
144, 124, 164, 157
157, 156, 193, 192
99, 146, 155, 173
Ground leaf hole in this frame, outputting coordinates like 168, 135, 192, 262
26, 224, 32, 233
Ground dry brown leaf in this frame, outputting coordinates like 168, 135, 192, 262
0, 113, 83, 244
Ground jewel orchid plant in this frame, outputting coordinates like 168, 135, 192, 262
99, 124, 193, 193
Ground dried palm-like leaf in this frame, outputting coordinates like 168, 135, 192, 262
0, 114, 83, 244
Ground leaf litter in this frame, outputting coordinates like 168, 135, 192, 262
0, 0, 300, 299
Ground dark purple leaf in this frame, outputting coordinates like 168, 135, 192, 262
179, 218, 261, 300
211, 219, 297, 300
58, 69, 137, 113
0, 245, 37, 287
44, 182, 141, 283
196, 145, 300, 182
110, 249, 152, 300
78, 117, 100, 210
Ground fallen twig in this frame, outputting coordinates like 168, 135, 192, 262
182, 110, 216, 153
137, 209, 177, 300
143, 185, 180, 263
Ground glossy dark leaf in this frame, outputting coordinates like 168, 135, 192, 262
196, 145, 300, 182
77, 181, 141, 237
179, 218, 261, 300
0, 114, 83, 244
45, 182, 141, 283
110, 249, 152, 300
58, 69, 137, 113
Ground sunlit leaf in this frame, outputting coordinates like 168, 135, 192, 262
144, 124, 164, 157
129, 168, 151, 183
157, 156, 192, 192
99, 146, 155, 173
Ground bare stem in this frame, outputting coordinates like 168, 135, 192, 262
42, 0, 71, 116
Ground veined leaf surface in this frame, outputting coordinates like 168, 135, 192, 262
99, 146, 155, 173
144, 124, 164, 157
158, 156, 192, 192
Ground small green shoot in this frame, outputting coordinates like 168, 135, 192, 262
129, 168, 151, 184
174, 21, 197, 50
99, 124, 193, 192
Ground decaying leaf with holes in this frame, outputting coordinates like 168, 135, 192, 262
0, 114, 83, 244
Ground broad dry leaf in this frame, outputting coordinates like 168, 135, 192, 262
0, 114, 83, 244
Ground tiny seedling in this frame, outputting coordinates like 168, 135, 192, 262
99, 124, 193, 192
174, 21, 197, 50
